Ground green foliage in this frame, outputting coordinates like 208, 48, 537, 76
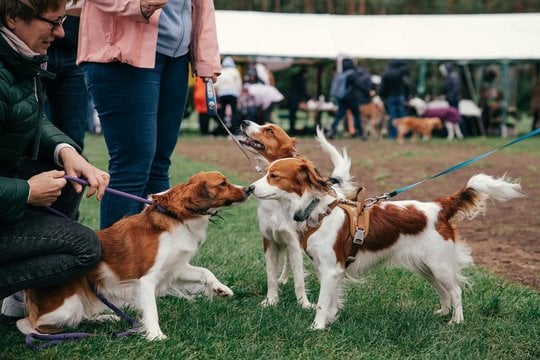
1, 135, 538, 359
214, 0, 540, 14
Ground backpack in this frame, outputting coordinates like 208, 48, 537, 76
330, 69, 354, 100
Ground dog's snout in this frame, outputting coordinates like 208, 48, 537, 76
245, 185, 255, 195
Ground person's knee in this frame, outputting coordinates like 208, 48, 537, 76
75, 225, 101, 269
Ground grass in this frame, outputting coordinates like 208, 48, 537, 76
1, 133, 539, 360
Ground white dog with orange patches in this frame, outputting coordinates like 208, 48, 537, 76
17, 172, 249, 340
249, 157, 523, 329
238, 120, 354, 309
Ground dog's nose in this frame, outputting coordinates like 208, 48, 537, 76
245, 185, 255, 195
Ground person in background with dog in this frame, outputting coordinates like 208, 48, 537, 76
379, 60, 410, 139
42, 0, 91, 149
329, 58, 364, 139
0, 0, 109, 317
78, 0, 221, 229
287, 67, 309, 135
215, 56, 242, 135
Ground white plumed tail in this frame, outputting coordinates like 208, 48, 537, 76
315, 126, 356, 197
462, 173, 524, 220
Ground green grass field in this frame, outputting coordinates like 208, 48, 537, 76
0, 133, 538, 360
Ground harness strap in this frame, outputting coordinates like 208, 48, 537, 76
298, 189, 371, 268
345, 187, 370, 267
300, 200, 339, 252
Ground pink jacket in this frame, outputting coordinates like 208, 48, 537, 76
77, 0, 221, 77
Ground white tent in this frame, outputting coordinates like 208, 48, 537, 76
215, 11, 540, 62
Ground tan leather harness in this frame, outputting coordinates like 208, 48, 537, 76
299, 187, 370, 268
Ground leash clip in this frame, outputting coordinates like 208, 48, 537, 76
364, 193, 390, 207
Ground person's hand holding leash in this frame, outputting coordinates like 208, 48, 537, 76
27, 170, 66, 207
59, 147, 110, 200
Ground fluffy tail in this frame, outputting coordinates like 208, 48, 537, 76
441, 173, 524, 222
315, 126, 356, 197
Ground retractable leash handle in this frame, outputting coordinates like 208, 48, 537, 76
205, 79, 217, 116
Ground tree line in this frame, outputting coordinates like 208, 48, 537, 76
214, 0, 540, 14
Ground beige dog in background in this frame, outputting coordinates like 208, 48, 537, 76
392, 116, 443, 144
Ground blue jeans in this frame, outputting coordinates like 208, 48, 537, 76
383, 95, 407, 138
331, 99, 363, 137
84, 53, 190, 229
0, 159, 100, 298
42, 47, 90, 149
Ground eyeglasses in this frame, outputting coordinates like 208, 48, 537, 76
35, 15, 67, 31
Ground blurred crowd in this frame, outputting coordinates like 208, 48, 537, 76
191, 57, 540, 140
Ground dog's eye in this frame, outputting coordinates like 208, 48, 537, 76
219, 181, 227, 187
265, 128, 273, 134
269, 173, 278, 179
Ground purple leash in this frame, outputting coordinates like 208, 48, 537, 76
45, 176, 153, 219
64, 175, 152, 205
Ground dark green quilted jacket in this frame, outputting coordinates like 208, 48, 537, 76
0, 35, 81, 221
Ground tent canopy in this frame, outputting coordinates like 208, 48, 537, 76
215, 11, 540, 62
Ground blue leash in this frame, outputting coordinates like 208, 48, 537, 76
368, 128, 540, 204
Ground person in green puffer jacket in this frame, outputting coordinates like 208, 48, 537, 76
0, 0, 109, 318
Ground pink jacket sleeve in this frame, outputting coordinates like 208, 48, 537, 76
190, 0, 221, 78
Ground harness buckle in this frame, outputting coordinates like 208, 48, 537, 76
353, 228, 365, 245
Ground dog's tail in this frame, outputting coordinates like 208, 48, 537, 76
315, 126, 356, 198
439, 173, 524, 223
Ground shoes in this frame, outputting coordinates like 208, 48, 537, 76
1, 291, 25, 318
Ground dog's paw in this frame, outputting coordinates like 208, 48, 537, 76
213, 284, 233, 298
145, 331, 168, 341
297, 299, 314, 309
90, 314, 121, 322
309, 321, 327, 331
434, 308, 450, 316
16, 318, 37, 335
260, 297, 278, 307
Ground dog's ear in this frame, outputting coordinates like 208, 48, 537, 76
299, 158, 330, 193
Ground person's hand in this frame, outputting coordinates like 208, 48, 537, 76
140, 0, 168, 18
59, 147, 110, 200
27, 170, 67, 207
202, 75, 219, 83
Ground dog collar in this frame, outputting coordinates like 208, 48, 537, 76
293, 198, 321, 222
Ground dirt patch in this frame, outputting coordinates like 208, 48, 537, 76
177, 136, 539, 290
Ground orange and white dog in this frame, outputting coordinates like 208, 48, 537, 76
249, 157, 523, 329
238, 120, 354, 309
392, 116, 443, 144
17, 172, 249, 340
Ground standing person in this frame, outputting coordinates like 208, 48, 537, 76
215, 56, 242, 135
287, 67, 309, 135
329, 58, 363, 139
42, 1, 89, 149
379, 60, 410, 139
440, 62, 462, 108
78, 0, 221, 229
0, 0, 109, 316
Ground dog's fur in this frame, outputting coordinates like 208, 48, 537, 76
249, 157, 523, 329
238, 120, 354, 308
392, 116, 443, 144
360, 96, 388, 139
17, 172, 249, 340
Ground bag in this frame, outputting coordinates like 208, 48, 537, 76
330, 69, 354, 100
